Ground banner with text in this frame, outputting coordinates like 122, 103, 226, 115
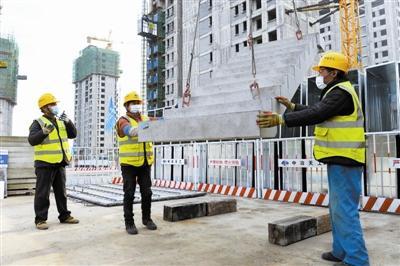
278, 159, 324, 168
161, 158, 185, 165
208, 159, 241, 167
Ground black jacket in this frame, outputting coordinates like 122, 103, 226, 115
28, 115, 77, 168
283, 78, 364, 166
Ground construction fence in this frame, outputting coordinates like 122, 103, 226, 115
66, 131, 400, 214
153, 131, 399, 198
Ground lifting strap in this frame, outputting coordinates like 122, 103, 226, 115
292, 0, 303, 40
248, 8, 260, 99
183, 0, 201, 107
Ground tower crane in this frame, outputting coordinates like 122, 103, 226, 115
86, 31, 113, 49
287, 0, 362, 69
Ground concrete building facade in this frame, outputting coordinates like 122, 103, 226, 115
73, 45, 120, 150
143, 0, 315, 110
0, 36, 19, 136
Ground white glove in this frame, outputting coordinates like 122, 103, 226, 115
140, 121, 150, 130
42, 124, 55, 135
59, 112, 70, 123
128, 127, 138, 137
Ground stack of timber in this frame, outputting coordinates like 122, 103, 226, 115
0, 136, 36, 196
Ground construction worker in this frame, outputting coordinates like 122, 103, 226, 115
116, 91, 157, 235
28, 93, 79, 230
257, 52, 369, 266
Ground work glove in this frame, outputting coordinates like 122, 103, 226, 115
275, 96, 295, 111
128, 127, 138, 137
42, 124, 55, 135
139, 121, 150, 130
59, 111, 70, 123
256, 112, 284, 128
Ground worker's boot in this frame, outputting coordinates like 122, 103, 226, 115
36, 221, 49, 230
125, 222, 138, 235
61, 216, 80, 224
321, 252, 342, 262
142, 218, 157, 230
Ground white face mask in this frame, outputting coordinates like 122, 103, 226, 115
128, 104, 141, 114
49, 105, 59, 116
315, 76, 327, 90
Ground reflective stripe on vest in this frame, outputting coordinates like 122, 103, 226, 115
117, 114, 154, 166
34, 116, 72, 163
313, 81, 366, 164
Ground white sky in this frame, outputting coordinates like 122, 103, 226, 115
2, 0, 142, 136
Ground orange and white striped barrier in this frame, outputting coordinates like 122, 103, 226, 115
361, 196, 400, 214
262, 189, 329, 207
111, 177, 123, 184
153, 179, 195, 191
152, 180, 256, 198
261, 189, 400, 215
197, 183, 256, 198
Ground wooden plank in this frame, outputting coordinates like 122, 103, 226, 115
7, 168, 35, 179
268, 215, 317, 246
163, 202, 207, 222
7, 178, 36, 185
8, 183, 36, 190
7, 189, 35, 196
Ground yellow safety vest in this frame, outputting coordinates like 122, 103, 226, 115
34, 116, 72, 163
313, 81, 366, 164
117, 115, 154, 166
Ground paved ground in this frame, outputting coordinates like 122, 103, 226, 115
1, 194, 399, 266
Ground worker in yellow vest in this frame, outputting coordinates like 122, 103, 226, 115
116, 91, 156, 234
28, 93, 79, 230
257, 52, 369, 266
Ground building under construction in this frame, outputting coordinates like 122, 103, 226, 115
72, 45, 120, 152
0, 36, 18, 136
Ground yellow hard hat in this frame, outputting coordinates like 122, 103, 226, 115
38, 93, 58, 109
123, 91, 142, 105
312, 51, 350, 73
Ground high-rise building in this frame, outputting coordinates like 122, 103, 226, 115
72, 45, 120, 150
318, 0, 400, 66
0, 36, 19, 136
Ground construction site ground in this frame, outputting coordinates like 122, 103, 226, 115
1, 194, 399, 266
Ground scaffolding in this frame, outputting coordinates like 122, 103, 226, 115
0, 36, 18, 103
138, 0, 166, 117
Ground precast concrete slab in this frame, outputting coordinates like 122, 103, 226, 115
66, 184, 206, 207
2, 195, 399, 265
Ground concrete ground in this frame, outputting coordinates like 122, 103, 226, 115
1, 194, 399, 266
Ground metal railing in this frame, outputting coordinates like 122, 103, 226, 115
153, 131, 400, 199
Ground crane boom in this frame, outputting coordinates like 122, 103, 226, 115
86, 36, 112, 49
339, 0, 362, 69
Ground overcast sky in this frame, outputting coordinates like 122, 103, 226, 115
2, 0, 142, 136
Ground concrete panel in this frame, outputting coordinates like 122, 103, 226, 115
139, 110, 278, 142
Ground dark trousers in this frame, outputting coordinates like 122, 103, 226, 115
121, 164, 152, 225
34, 166, 71, 224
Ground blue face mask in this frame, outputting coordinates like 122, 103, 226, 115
49, 105, 59, 116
